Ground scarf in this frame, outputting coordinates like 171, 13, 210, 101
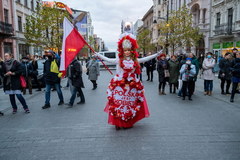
4, 59, 14, 86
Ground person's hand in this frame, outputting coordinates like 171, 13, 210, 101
157, 50, 163, 56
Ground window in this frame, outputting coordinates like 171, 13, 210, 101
36, 1, 39, 8
4, 9, 9, 23
158, 11, 161, 19
24, 0, 28, 7
19, 44, 29, 58
18, 16, 22, 32
227, 8, 233, 33
202, 9, 206, 24
4, 43, 13, 54
31, 0, 34, 10
158, 0, 161, 5
216, 12, 221, 26
16, 0, 20, 3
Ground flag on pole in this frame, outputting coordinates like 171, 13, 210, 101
60, 17, 87, 75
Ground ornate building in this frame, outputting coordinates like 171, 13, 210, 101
209, 0, 240, 57
0, 0, 15, 59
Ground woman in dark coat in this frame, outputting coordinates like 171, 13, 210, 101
66, 58, 85, 106
2, 53, 30, 114
0, 57, 4, 115
157, 53, 169, 95
218, 52, 232, 94
230, 52, 240, 103
168, 55, 179, 94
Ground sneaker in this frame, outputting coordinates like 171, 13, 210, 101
77, 101, 85, 104
25, 109, 30, 114
42, 104, 51, 109
58, 101, 64, 105
12, 109, 17, 114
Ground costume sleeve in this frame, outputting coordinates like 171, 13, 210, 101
95, 53, 117, 64
138, 50, 162, 63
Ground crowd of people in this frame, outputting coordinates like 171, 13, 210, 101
141, 48, 240, 102
0, 43, 239, 131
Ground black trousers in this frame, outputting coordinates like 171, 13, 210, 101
182, 81, 194, 98
169, 83, 178, 93
146, 68, 154, 80
220, 79, 231, 93
231, 82, 239, 100
90, 80, 97, 88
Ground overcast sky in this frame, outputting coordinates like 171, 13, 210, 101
52, 0, 153, 51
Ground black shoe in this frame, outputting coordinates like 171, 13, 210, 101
221, 91, 225, 95
188, 97, 192, 101
230, 99, 234, 103
42, 104, 51, 109
65, 103, 73, 107
182, 97, 185, 100
0, 112, 3, 116
146, 79, 149, 81
77, 101, 85, 104
36, 88, 42, 91
150, 80, 153, 82
226, 91, 230, 95
12, 109, 17, 114
58, 101, 64, 105
115, 126, 121, 130
24, 109, 30, 114
92, 86, 97, 90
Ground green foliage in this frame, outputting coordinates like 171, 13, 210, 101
137, 28, 155, 54
158, 6, 202, 54
24, 3, 70, 52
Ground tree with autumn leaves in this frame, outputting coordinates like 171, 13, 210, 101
24, 3, 70, 52
157, 6, 202, 55
137, 28, 155, 55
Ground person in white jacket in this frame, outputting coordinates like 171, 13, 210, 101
202, 52, 216, 96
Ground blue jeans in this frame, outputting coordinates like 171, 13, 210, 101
69, 87, 85, 105
45, 83, 64, 105
204, 80, 213, 92
9, 94, 28, 110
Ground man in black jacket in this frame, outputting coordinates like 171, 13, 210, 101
42, 50, 64, 109
144, 52, 156, 81
66, 58, 85, 107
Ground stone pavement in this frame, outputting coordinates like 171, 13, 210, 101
0, 69, 240, 160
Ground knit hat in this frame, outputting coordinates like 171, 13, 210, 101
186, 58, 192, 61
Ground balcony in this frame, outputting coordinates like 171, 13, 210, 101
213, 23, 235, 36
0, 21, 14, 38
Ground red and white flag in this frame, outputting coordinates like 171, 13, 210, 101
60, 17, 87, 74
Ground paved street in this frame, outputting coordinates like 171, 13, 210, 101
0, 69, 240, 160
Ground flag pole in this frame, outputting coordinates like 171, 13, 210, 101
86, 44, 113, 75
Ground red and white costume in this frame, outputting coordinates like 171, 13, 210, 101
96, 34, 160, 128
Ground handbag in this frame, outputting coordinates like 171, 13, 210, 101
164, 69, 170, 78
20, 75, 27, 88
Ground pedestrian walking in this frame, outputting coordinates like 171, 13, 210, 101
21, 57, 33, 94
180, 58, 196, 100
144, 52, 156, 81
218, 52, 232, 95
66, 58, 85, 107
86, 55, 100, 90
230, 52, 240, 102
2, 53, 30, 114
31, 55, 42, 91
42, 50, 64, 109
0, 58, 4, 116
95, 33, 161, 130
157, 53, 169, 95
202, 52, 215, 96
168, 55, 179, 94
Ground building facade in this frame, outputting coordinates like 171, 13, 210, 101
0, 0, 15, 59
14, 0, 42, 59
209, 0, 240, 58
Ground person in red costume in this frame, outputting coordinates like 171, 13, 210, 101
95, 33, 161, 130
